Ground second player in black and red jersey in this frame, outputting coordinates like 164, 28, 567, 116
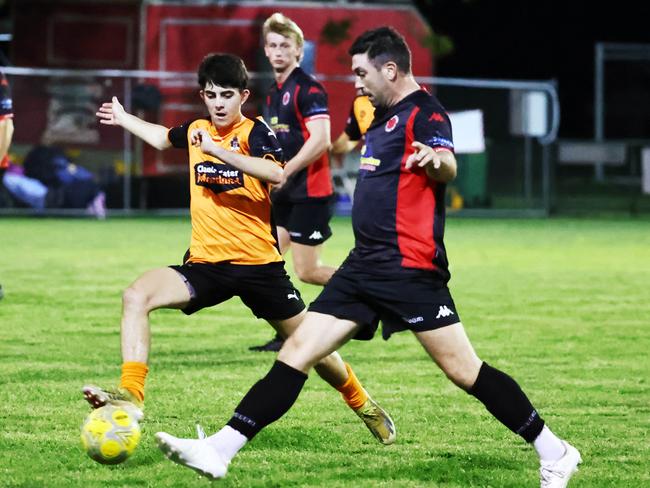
264, 66, 332, 202
261, 13, 337, 287
248, 12, 339, 352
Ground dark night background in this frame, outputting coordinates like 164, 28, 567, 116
2, 0, 649, 140
415, 0, 650, 139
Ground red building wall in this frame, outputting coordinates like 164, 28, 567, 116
11, 1, 434, 175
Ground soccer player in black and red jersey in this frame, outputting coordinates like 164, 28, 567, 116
262, 13, 335, 284
155, 29, 581, 488
249, 12, 337, 352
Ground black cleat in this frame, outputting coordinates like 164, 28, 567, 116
248, 335, 284, 352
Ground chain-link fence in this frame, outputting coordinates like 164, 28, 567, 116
1, 67, 559, 217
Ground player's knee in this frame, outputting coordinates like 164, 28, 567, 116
277, 334, 316, 371
294, 265, 317, 285
122, 285, 149, 313
441, 359, 482, 391
294, 263, 319, 285
278, 334, 301, 359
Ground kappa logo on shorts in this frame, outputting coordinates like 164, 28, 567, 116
436, 305, 455, 319
309, 231, 323, 240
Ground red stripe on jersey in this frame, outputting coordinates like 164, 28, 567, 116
293, 84, 332, 198
396, 107, 437, 270
304, 114, 330, 123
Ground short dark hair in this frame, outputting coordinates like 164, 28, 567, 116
348, 27, 411, 74
197, 53, 248, 91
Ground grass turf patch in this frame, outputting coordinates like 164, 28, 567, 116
0, 216, 649, 487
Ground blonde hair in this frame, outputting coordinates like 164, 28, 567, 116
262, 12, 304, 49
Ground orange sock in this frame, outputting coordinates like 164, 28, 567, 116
120, 361, 148, 402
336, 363, 368, 410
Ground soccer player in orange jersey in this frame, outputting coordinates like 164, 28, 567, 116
331, 88, 374, 158
82, 53, 395, 449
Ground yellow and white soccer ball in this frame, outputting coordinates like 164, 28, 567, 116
80, 405, 141, 465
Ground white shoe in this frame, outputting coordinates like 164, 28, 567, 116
540, 441, 582, 488
155, 432, 228, 480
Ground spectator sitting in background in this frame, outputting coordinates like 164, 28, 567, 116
1, 161, 48, 209
0, 145, 106, 218
22, 144, 106, 218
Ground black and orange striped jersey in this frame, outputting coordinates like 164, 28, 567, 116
344, 95, 374, 142
0, 71, 13, 169
168, 116, 284, 265
264, 66, 333, 202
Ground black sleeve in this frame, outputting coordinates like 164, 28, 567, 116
343, 103, 362, 141
413, 107, 454, 153
249, 119, 285, 165
297, 80, 329, 119
167, 119, 196, 149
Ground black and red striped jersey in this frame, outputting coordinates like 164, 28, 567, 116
264, 66, 332, 202
350, 89, 454, 282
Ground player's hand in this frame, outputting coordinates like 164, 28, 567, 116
96, 96, 126, 126
404, 141, 442, 172
190, 129, 219, 156
272, 171, 288, 191
272, 160, 296, 191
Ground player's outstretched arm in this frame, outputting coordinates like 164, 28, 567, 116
96, 96, 171, 151
404, 141, 457, 183
330, 131, 359, 156
190, 129, 283, 184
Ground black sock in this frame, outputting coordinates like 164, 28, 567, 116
227, 360, 308, 439
469, 362, 545, 442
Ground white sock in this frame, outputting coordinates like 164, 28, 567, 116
533, 426, 566, 462
206, 426, 248, 464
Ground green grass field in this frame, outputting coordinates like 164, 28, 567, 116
1, 216, 649, 487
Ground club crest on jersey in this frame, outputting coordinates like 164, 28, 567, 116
195, 161, 244, 194
230, 136, 240, 151
282, 92, 290, 105
385, 115, 399, 132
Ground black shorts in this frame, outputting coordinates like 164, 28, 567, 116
308, 260, 460, 340
169, 261, 305, 320
272, 198, 334, 246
